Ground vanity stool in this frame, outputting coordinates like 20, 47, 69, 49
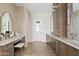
14, 43, 25, 55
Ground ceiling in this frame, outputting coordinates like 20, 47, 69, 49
15, 3, 53, 13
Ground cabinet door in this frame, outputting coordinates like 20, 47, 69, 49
2, 43, 14, 56
56, 40, 61, 56
46, 35, 56, 53
56, 40, 78, 56
76, 50, 79, 56
61, 42, 77, 56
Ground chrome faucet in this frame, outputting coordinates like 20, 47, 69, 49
70, 33, 79, 40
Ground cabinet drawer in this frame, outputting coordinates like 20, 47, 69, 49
2, 43, 14, 56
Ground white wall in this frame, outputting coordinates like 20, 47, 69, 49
72, 11, 79, 34
73, 3, 79, 12
16, 7, 31, 44
71, 4, 79, 35
29, 13, 51, 42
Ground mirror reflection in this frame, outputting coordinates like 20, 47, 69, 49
0, 13, 12, 34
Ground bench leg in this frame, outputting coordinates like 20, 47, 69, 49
20, 48, 23, 56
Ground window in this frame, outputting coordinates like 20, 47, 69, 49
36, 21, 40, 32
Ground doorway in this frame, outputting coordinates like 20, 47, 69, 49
31, 16, 46, 42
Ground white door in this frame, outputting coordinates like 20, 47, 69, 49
31, 18, 44, 42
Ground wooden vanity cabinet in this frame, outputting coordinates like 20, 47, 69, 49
59, 41, 77, 56
76, 50, 79, 56
0, 43, 14, 56
0, 35, 25, 56
55, 40, 60, 56
46, 34, 79, 56
55, 40, 78, 56
46, 34, 56, 53
56, 40, 62, 56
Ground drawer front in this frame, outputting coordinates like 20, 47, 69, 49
2, 43, 14, 56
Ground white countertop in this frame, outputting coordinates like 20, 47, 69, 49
0, 34, 25, 46
48, 33, 79, 50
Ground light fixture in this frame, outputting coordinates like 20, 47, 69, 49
53, 3, 61, 9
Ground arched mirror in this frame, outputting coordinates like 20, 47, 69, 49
0, 13, 12, 34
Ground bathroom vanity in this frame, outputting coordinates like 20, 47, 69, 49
0, 34, 25, 56
46, 33, 79, 56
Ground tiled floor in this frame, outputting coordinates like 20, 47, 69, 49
15, 41, 56, 56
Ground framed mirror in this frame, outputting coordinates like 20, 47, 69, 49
0, 13, 13, 34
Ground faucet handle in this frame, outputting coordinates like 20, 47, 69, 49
70, 32, 77, 39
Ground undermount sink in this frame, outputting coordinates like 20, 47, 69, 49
66, 39, 79, 46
